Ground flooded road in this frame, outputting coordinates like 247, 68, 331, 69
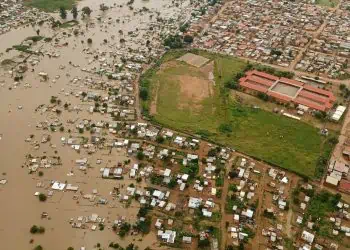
0, 0, 197, 249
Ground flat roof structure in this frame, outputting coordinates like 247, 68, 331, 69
239, 70, 336, 111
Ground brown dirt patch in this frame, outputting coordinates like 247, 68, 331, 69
177, 75, 212, 109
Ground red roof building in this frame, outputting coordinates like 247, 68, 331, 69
339, 179, 350, 194
239, 70, 336, 111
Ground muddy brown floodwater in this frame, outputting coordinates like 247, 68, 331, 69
0, 0, 194, 249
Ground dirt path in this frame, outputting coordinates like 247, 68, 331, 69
150, 79, 160, 115
285, 208, 293, 238
219, 156, 234, 250
250, 166, 268, 248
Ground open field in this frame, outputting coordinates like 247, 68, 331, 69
24, 0, 76, 12
141, 50, 335, 178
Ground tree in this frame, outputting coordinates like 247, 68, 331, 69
137, 151, 145, 160
38, 193, 47, 202
71, 6, 78, 19
184, 35, 194, 43
156, 136, 165, 144
59, 7, 67, 19
67, 248, 74, 250
179, 23, 189, 32
328, 136, 339, 145
87, 38, 92, 44
82, 6, 92, 16
139, 88, 148, 101
126, 244, 135, 250
30, 225, 39, 234
163, 35, 183, 49
100, 4, 109, 11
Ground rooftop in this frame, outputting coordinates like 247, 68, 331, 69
239, 70, 336, 111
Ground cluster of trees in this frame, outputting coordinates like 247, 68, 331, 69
118, 222, 131, 237
30, 225, 45, 234
108, 243, 137, 250
59, 6, 92, 20
339, 83, 350, 99
163, 34, 194, 49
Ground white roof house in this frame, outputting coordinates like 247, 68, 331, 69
158, 230, 176, 244
164, 169, 171, 177
188, 197, 202, 209
301, 231, 315, 244
325, 175, 339, 186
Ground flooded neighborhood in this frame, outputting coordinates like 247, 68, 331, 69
1, 1, 350, 250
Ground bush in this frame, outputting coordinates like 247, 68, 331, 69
257, 92, 269, 101
225, 79, 239, 89
314, 111, 327, 120
219, 123, 232, 133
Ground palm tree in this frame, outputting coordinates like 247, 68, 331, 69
59, 7, 67, 19
71, 6, 78, 19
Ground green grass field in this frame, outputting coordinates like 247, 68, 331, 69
24, 0, 76, 12
142, 50, 334, 178
315, 0, 338, 7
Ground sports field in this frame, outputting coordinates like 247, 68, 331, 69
141, 50, 334, 177
24, 0, 76, 12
